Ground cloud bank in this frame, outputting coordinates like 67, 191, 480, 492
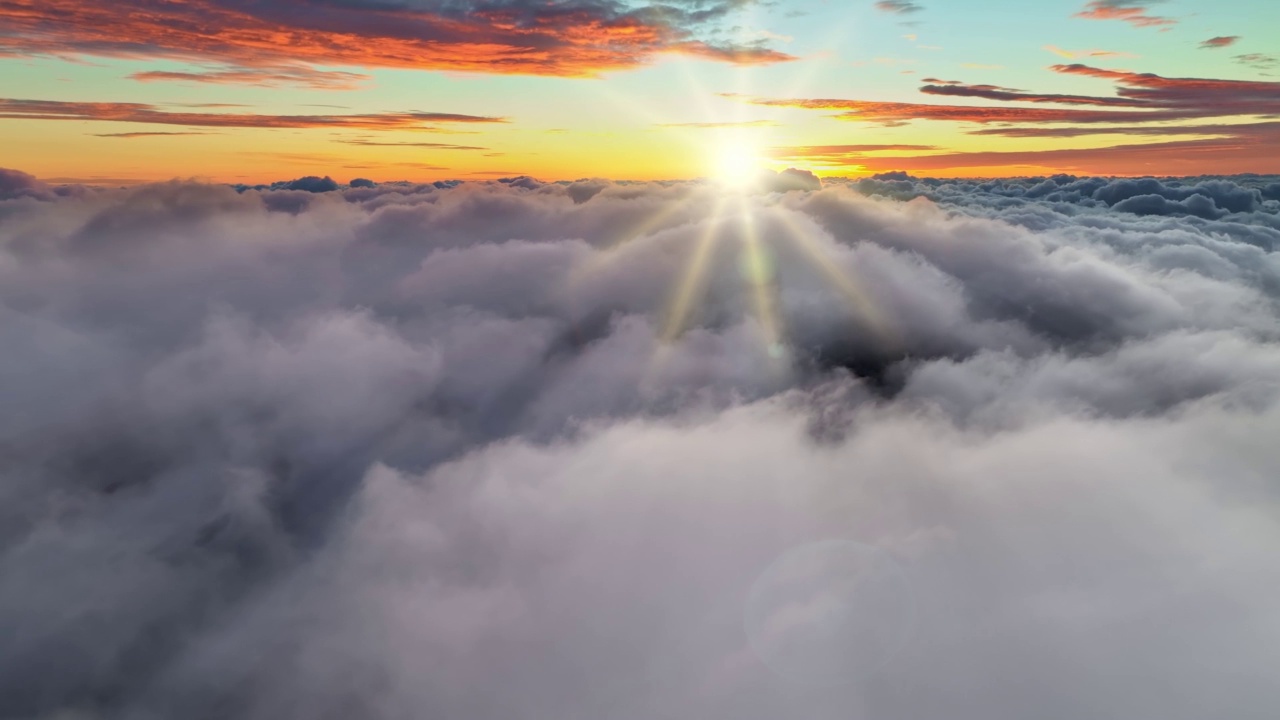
2, 169, 1280, 719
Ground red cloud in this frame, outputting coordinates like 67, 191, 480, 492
0, 0, 793, 78
1075, 1, 1175, 28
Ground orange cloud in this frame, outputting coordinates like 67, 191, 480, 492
771, 144, 938, 162
797, 134, 1280, 176
746, 63, 1280, 176
1074, 1, 1175, 28
739, 65, 1280, 126
130, 66, 372, 91
967, 121, 1280, 139
0, 98, 507, 131
91, 131, 219, 138
0, 0, 793, 78
734, 96, 1197, 125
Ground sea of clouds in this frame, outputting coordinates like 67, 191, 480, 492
2, 166, 1280, 719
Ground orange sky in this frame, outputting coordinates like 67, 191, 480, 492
2, 0, 1278, 182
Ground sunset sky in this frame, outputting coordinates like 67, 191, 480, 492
2, 0, 1278, 183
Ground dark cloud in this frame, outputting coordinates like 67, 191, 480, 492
275, 175, 340, 192
1, 168, 1279, 719
1200, 35, 1240, 49
0, 167, 57, 200
1235, 53, 1280, 73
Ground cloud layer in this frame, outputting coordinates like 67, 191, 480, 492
2, 169, 1280, 718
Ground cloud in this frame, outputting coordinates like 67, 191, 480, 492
793, 136, 1280, 175
0, 98, 506, 131
1200, 36, 1241, 49
0, 0, 794, 78
1043, 45, 1136, 60
276, 175, 341, 192
91, 131, 219, 138
771, 144, 940, 164
335, 140, 489, 150
733, 64, 1280, 174
0, 167, 57, 200
734, 95, 1201, 125
130, 66, 373, 91
966, 120, 1280, 139
875, 0, 923, 13
919, 82, 1139, 107
1, 169, 1279, 719
1074, 0, 1175, 28
1235, 53, 1280, 73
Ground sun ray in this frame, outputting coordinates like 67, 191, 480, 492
737, 196, 784, 355
769, 205, 901, 350
565, 191, 701, 290
661, 198, 726, 344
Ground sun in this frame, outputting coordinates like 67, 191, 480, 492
710, 133, 764, 189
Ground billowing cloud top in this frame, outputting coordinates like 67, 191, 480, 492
2, 168, 1280, 718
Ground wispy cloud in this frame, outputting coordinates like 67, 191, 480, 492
1075, 0, 1175, 28
130, 66, 372, 91
90, 131, 218, 138
787, 132, 1280, 175
335, 140, 488, 151
874, 0, 924, 13
733, 63, 1280, 174
738, 65, 1280, 126
1199, 36, 1241, 49
1235, 53, 1278, 74
771, 144, 938, 163
1043, 45, 1136, 60
0, 99, 507, 131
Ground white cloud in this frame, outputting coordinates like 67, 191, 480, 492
1, 170, 1279, 717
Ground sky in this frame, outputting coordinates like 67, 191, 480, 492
2, 0, 1278, 183
4, 4, 1280, 717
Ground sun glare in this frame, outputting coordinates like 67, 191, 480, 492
711, 135, 764, 189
